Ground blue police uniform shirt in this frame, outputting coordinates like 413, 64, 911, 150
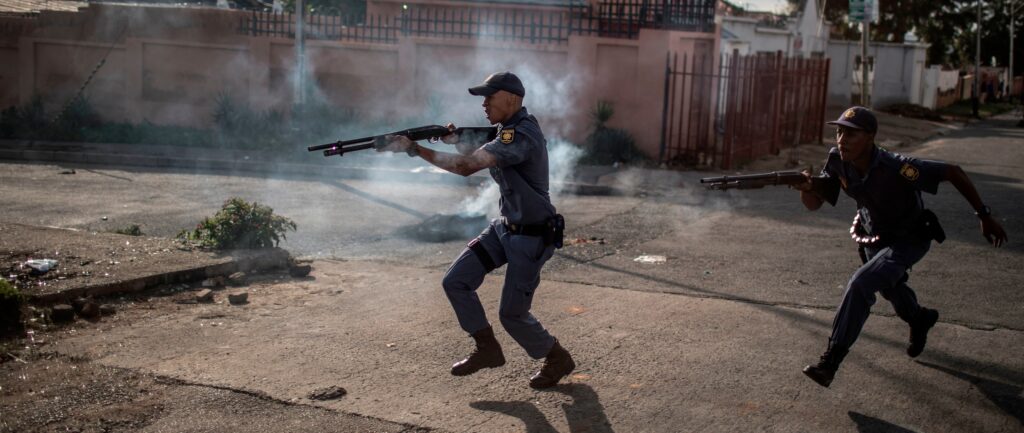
820, 146, 948, 236
481, 107, 557, 225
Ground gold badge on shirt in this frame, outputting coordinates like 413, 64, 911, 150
500, 129, 515, 144
899, 163, 920, 181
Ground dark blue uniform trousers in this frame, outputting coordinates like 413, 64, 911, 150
829, 239, 931, 352
442, 220, 556, 359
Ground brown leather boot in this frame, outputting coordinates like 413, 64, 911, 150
802, 347, 848, 388
451, 326, 506, 376
529, 339, 575, 389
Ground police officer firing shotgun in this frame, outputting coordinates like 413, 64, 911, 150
792, 106, 1008, 388
377, 72, 575, 389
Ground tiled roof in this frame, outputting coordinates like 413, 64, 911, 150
0, 0, 87, 13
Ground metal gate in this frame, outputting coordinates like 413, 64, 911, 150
661, 50, 830, 169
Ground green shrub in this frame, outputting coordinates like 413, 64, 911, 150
580, 100, 645, 165
0, 278, 25, 335
1, 91, 359, 150
52, 95, 102, 141
177, 197, 297, 249
289, 97, 357, 143
0, 105, 18, 138
213, 93, 300, 149
14, 95, 49, 140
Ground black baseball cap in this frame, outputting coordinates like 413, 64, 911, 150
468, 71, 525, 98
827, 106, 877, 134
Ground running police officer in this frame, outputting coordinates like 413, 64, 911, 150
377, 71, 575, 389
793, 106, 1008, 387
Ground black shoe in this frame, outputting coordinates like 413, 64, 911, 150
907, 308, 939, 358
802, 348, 847, 388
451, 327, 506, 376
529, 340, 575, 389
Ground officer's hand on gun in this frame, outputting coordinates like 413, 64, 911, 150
789, 170, 815, 192
442, 123, 459, 144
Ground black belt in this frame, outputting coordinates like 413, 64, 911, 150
502, 219, 548, 237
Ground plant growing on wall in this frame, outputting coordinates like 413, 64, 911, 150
580, 100, 645, 166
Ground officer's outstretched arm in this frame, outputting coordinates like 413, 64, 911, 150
415, 144, 497, 177
945, 164, 1008, 247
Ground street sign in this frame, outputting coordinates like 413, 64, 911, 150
849, 0, 877, 22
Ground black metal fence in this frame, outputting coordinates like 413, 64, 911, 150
239, 10, 400, 43
399, 7, 592, 44
593, 0, 716, 35
239, 0, 716, 44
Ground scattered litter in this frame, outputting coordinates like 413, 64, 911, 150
101, 216, 108, 221
309, 386, 347, 401
227, 292, 248, 305
196, 289, 214, 303
571, 373, 591, 381
227, 272, 247, 286
288, 264, 312, 278
633, 255, 666, 264
703, 270, 712, 276
566, 237, 606, 246
51, 305, 75, 323
385, 343, 397, 348
201, 277, 225, 288
566, 306, 587, 315
60, 168, 76, 174
24, 259, 59, 274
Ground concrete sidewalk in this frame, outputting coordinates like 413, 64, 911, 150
49, 259, 1024, 433
0, 222, 290, 303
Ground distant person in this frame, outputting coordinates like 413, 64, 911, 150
377, 72, 575, 389
791, 106, 1008, 387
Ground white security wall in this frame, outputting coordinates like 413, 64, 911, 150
827, 40, 928, 108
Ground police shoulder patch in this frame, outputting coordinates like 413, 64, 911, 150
899, 163, 920, 181
499, 129, 515, 144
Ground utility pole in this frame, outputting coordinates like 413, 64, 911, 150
1012, 0, 1021, 100
973, 0, 981, 118
295, 0, 306, 106
862, 20, 870, 107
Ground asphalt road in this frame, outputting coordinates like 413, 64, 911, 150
1, 114, 1022, 432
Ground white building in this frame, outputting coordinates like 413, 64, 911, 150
719, 0, 827, 57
